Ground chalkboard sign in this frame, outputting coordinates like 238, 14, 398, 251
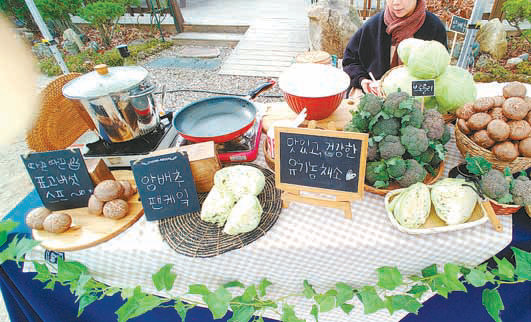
131, 152, 199, 221
274, 127, 368, 198
412, 80, 435, 97
21, 149, 94, 211
450, 15, 468, 34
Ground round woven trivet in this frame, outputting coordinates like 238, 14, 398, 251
159, 164, 282, 258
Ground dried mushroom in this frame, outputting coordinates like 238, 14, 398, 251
467, 113, 492, 131
471, 130, 495, 149
503, 82, 527, 98
502, 97, 529, 121
487, 120, 510, 142
492, 142, 519, 161
508, 120, 531, 140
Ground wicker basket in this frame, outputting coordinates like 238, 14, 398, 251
263, 139, 275, 171
454, 126, 531, 173
488, 198, 522, 215
364, 161, 445, 196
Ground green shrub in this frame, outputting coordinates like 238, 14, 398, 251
78, 1, 125, 47
35, 0, 82, 33
503, 0, 531, 44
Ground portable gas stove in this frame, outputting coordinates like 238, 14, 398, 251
79, 115, 262, 168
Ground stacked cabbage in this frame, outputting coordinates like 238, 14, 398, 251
200, 166, 265, 235
381, 38, 477, 115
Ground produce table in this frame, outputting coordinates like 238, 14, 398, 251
10, 130, 520, 322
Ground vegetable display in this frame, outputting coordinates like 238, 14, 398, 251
456, 82, 531, 162
344, 91, 450, 189
381, 38, 477, 115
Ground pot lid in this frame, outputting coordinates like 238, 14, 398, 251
278, 63, 350, 98
62, 64, 149, 99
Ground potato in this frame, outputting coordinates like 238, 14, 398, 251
103, 199, 129, 220
43, 213, 72, 233
490, 107, 507, 121
502, 97, 529, 120
492, 96, 505, 107
519, 137, 531, 157
467, 113, 492, 131
456, 103, 475, 120
503, 81, 527, 98
508, 120, 531, 140
472, 130, 495, 148
487, 119, 511, 142
88, 195, 104, 215
473, 97, 494, 112
25, 207, 51, 230
492, 141, 519, 161
457, 118, 471, 134
94, 180, 123, 202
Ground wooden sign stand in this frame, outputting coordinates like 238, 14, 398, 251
274, 126, 368, 220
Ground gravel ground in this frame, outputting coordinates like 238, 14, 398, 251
0, 44, 283, 217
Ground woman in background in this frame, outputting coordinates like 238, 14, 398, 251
342, 0, 447, 97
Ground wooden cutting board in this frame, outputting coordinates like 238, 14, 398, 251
32, 170, 144, 251
259, 98, 360, 133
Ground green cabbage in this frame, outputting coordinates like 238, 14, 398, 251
408, 40, 450, 79
214, 165, 265, 198
381, 66, 419, 96
397, 38, 424, 66
434, 66, 477, 114
200, 186, 237, 226
223, 195, 263, 235
430, 179, 477, 225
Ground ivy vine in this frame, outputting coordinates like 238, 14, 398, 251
0, 219, 529, 322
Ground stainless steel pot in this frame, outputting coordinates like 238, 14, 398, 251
62, 64, 160, 143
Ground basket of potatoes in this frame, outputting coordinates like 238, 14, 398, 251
455, 82, 531, 173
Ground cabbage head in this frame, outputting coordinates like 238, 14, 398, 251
223, 195, 263, 235
434, 66, 477, 114
397, 38, 424, 66
408, 41, 450, 79
381, 66, 419, 96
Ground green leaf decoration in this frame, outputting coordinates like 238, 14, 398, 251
443, 263, 467, 292
465, 154, 491, 176
204, 287, 231, 319
115, 292, 166, 322
303, 280, 317, 299
242, 285, 257, 302
229, 305, 255, 322
407, 285, 429, 299
318, 294, 335, 313
223, 281, 245, 289
44, 280, 55, 290
377, 267, 403, 291
421, 264, 438, 277
335, 282, 354, 305
33, 261, 51, 283
77, 294, 97, 317
340, 303, 354, 314
188, 284, 210, 296
152, 264, 177, 291
0, 220, 18, 234
105, 287, 120, 297
429, 277, 449, 298
13, 237, 40, 261
482, 289, 504, 322
174, 300, 190, 321
57, 258, 88, 283
75, 273, 92, 298
512, 247, 531, 280
258, 278, 272, 297
465, 269, 488, 287
385, 295, 422, 315
493, 256, 515, 279
357, 286, 385, 314
310, 304, 319, 321
121, 287, 135, 300
281, 303, 304, 322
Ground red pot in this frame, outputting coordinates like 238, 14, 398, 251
279, 63, 350, 120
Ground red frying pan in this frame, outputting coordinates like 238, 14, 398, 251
172, 81, 275, 143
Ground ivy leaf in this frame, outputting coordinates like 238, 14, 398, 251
33, 261, 51, 282
77, 294, 97, 317
258, 278, 272, 297
493, 256, 515, 280
385, 295, 422, 315
407, 285, 429, 299
281, 303, 304, 322
204, 287, 231, 319
318, 294, 335, 313
335, 282, 354, 305
357, 286, 385, 314
223, 281, 245, 289
188, 284, 210, 296
228, 305, 255, 322
465, 269, 488, 287
13, 237, 40, 261
421, 264, 438, 277
310, 304, 319, 321
57, 258, 88, 283
512, 247, 531, 280
105, 287, 121, 297
121, 287, 135, 300
303, 280, 316, 299
340, 303, 354, 314
44, 280, 55, 290
443, 263, 467, 292
152, 264, 176, 291
482, 289, 504, 322
174, 300, 190, 322
242, 285, 257, 302
0, 220, 18, 234
377, 266, 403, 290
75, 273, 92, 298
115, 292, 166, 322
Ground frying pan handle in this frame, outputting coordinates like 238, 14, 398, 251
247, 80, 276, 100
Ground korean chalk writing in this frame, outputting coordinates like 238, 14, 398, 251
450, 15, 468, 34
131, 152, 199, 221
411, 80, 435, 97
21, 149, 94, 211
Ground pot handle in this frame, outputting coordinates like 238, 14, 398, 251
129, 84, 157, 98
247, 80, 276, 100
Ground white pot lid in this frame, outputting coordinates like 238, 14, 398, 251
62, 65, 149, 99
278, 63, 350, 98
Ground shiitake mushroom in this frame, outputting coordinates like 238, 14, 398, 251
492, 141, 519, 161
503, 82, 527, 98
471, 130, 495, 148
467, 113, 492, 131
487, 119, 510, 142
473, 97, 494, 112
490, 107, 507, 121
457, 118, 471, 134
508, 120, 531, 140
519, 137, 531, 157
456, 103, 475, 120
502, 97, 529, 121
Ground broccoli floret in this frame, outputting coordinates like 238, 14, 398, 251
346, 110, 370, 132
367, 143, 380, 161
359, 93, 384, 116
415, 147, 435, 164
422, 109, 445, 140
480, 169, 510, 200
382, 91, 410, 117
397, 159, 427, 187
441, 124, 451, 145
511, 177, 531, 206
400, 126, 429, 157
344, 123, 361, 133
365, 160, 389, 187
372, 117, 401, 136
385, 157, 406, 179
401, 103, 424, 128
429, 152, 443, 168
378, 135, 406, 160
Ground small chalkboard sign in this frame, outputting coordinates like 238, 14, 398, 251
21, 149, 94, 211
412, 80, 435, 97
131, 152, 199, 221
450, 15, 468, 34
